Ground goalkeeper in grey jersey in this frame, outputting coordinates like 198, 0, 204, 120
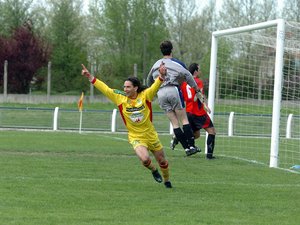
147, 58, 197, 89
147, 40, 203, 156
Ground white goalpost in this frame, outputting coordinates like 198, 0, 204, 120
208, 19, 300, 170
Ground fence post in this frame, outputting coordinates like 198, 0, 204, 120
47, 61, 51, 103
169, 122, 173, 135
133, 63, 137, 77
53, 107, 59, 131
228, 111, 235, 136
286, 114, 293, 138
3, 60, 8, 102
111, 109, 117, 132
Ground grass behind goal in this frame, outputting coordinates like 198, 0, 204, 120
1, 130, 299, 225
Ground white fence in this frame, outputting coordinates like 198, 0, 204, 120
0, 106, 299, 139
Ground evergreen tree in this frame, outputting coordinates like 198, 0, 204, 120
47, 0, 88, 93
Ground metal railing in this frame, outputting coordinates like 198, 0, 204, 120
0, 106, 299, 139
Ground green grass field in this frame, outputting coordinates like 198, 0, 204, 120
0, 130, 300, 225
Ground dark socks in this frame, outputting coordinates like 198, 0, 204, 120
182, 124, 195, 147
173, 128, 189, 149
206, 134, 215, 158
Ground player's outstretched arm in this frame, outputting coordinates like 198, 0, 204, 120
81, 64, 120, 105
81, 64, 95, 82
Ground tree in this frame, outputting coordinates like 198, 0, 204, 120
218, 0, 277, 29
0, 0, 33, 37
166, 0, 198, 60
282, 0, 300, 22
257, 0, 277, 21
0, 23, 50, 93
166, 0, 213, 78
87, 0, 169, 86
46, 0, 88, 93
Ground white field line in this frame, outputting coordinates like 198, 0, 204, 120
1, 129, 299, 174
97, 134, 300, 175
1, 175, 300, 188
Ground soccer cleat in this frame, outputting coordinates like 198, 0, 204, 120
194, 146, 201, 153
185, 148, 194, 156
170, 136, 178, 150
185, 148, 191, 156
152, 169, 163, 183
206, 155, 216, 160
185, 146, 201, 156
164, 181, 172, 188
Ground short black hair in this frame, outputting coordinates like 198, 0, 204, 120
188, 63, 199, 74
160, 40, 173, 56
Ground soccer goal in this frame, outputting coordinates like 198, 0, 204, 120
208, 19, 300, 170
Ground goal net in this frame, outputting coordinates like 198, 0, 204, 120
208, 19, 300, 171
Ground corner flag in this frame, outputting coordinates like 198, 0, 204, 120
78, 92, 84, 112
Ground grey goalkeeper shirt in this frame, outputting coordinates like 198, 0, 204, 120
147, 58, 197, 88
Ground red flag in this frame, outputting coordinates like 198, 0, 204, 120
78, 92, 84, 111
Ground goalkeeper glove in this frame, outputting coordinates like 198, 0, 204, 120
195, 90, 205, 103
195, 90, 211, 114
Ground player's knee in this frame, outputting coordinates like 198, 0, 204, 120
159, 160, 169, 169
142, 158, 152, 167
207, 128, 216, 135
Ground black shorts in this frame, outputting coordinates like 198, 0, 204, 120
187, 112, 214, 132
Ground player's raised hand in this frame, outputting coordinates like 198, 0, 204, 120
158, 62, 167, 80
81, 64, 90, 76
81, 64, 94, 82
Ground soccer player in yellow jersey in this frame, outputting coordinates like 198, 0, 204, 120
81, 63, 172, 188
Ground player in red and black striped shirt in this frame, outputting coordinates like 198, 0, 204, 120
174, 63, 217, 159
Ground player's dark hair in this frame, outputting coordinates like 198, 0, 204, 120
160, 40, 173, 56
126, 77, 147, 93
188, 63, 199, 74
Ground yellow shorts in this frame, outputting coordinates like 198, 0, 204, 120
128, 130, 163, 151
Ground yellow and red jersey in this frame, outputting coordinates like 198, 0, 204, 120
92, 77, 163, 140
181, 77, 207, 116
